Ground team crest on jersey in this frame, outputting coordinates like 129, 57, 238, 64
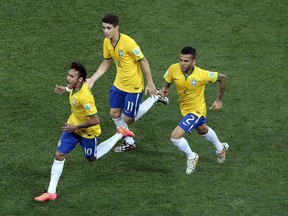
208, 71, 215, 78
132, 48, 141, 56
84, 103, 92, 111
118, 50, 124, 57
191, 79, 197, 86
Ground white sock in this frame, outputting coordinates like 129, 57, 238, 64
202, 127, 223, 152
47, 159, 65, 194
171, 138, 197, 159
112, 116, 125, 128
112, 117, 134, 144
96, 133, 123, 159
135, 96, 158, 121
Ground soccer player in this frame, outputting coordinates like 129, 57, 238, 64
161, 46, 229, 174
87, 13, 168, 152
56, 14, 168, 152
34, 62, 134, 202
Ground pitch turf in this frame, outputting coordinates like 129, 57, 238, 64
1, 0, 287, 215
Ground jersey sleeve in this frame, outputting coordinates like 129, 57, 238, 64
163, 66, 174, 84
81, 93, 98, 116
203, 70, 219, 84
126, 38, 144, 61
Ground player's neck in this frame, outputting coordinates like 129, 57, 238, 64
73, 82, 84, 93
184, 66, 195, 75
111, 32, 120, 46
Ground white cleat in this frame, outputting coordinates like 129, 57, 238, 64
217, 143, 229, 163
186, 154, 199, 174
155, 89, 169, 105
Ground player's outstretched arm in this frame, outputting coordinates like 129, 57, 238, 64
161, 82, 170, 97
86, 59, 112, 89
210, 73, 227, 110
55, 85, 69, 94
139, 58, 157, 96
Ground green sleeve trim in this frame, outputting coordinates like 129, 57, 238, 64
165, 80, 172, 85
87, 112, 98, 117
213, 73, 219, 84
104, 57, 112, 60
137, 57, 145, 62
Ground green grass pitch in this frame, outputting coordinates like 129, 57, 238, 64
0, 0, 287, 215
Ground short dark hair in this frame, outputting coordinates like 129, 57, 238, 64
181, 46, 196, 59
70, 62, 87, 81
102, 13, 119, 27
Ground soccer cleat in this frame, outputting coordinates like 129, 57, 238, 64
155, 89, 169, 105
117, 126, 134, 138
34, 191, 57, 202
186, 154, 199, 174
114, 140, 136, 153
217, 143, 229, 163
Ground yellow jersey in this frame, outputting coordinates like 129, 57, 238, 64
103, 33, 145, 93
67, 82, 101, 138
164, 64, 218, 117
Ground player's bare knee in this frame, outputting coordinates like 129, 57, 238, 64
110, 109, 122, 119
196, 125, 209, 135
170, 132, 180, 140
122, 115, 135, 125
54, 151, 66, 161
110, 112, 121, 119
86, 157, 96, 162
124, 118, 135, 125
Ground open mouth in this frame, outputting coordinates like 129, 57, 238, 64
66, 81, 71, 88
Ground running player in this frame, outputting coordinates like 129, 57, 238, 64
87, 13, 168, 152
161, 46, 229, 174
34, 62, 133, 202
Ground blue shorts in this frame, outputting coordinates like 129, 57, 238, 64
178, 113, 207, 133
109, 85, 143, 118
57, 131, 98, 160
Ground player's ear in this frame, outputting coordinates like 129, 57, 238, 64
78, 76, 84, 83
